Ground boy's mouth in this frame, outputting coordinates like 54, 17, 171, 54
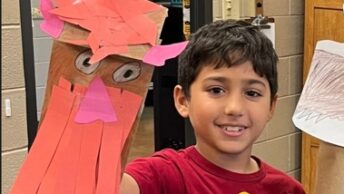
223, 126, 245, 132
217, 124, 247, 137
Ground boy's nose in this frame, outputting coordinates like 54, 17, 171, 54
224, 93, 244, 117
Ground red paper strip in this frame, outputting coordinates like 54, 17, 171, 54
37, 82, 79, 194
95, 88, 142, 194
89, 45, 128, 64
95, 87, 122, 194
119, 90, 143, 146
54, 0, 72, 7
75, 121, 103, 194
49, 2, 90, 20
9, 83, 75, 194
126, 15, 157, 46
52, 105, 84, 194
84, 1, 119, 18
96, 122, 124, 194
113, 0, 158, 46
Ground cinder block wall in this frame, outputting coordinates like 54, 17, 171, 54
1, 1, 304, 193
1, 0, 28, 193
213, 0, 304, 180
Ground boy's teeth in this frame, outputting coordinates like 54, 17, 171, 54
224, 126, 242, 132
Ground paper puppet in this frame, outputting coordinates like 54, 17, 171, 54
10, 0, 187, 193
293, 40, 344, 147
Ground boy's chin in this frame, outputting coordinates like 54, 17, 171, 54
215, 142, 253, 156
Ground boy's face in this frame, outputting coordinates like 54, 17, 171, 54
174, 61, 276, 159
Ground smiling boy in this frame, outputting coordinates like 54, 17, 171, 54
120, 20, 305, 194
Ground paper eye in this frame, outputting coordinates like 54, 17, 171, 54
75, 50, 100, 74
113, 62, 141, 83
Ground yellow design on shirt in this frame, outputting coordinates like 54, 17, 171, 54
239, 192, 250, 194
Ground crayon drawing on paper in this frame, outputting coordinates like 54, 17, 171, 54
293, 40, 344, 147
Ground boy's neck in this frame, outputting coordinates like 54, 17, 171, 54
195, 144, 259, 174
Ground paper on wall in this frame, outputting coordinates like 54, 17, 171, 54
292, 40, 344, 147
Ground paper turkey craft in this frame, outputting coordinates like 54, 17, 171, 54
10, 0, 188, 193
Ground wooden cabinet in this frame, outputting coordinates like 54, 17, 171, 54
302, 0, 344, 193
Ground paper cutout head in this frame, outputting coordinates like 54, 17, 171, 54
40, 0, 169, 169
10, 1, 188, 194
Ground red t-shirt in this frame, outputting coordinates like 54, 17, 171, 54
125, 146, 305, 194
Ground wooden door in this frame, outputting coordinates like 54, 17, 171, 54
302, 0, 344, 193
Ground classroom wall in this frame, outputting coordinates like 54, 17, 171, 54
1, 0, 28, 193
213, 0, 305, 180
1, 1, 305, 193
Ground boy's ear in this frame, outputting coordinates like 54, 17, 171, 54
173, 85, 189, 118
268, 95, 278, 121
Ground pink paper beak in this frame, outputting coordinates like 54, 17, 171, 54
74, 77, 117, 123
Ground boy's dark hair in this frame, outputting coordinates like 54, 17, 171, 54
178, 19, 278, 102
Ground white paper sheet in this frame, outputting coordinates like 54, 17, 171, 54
261, 22, 275, 48
293, 40, 344, 147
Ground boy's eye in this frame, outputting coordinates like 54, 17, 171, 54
246, 90, 262, 97
208, 87, 225, 95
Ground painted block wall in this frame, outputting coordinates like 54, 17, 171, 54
1, 0, 28, 193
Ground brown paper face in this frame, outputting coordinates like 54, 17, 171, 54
39, 3, 167, 116
41, 41, 154, 118
40, 40, 154, 167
